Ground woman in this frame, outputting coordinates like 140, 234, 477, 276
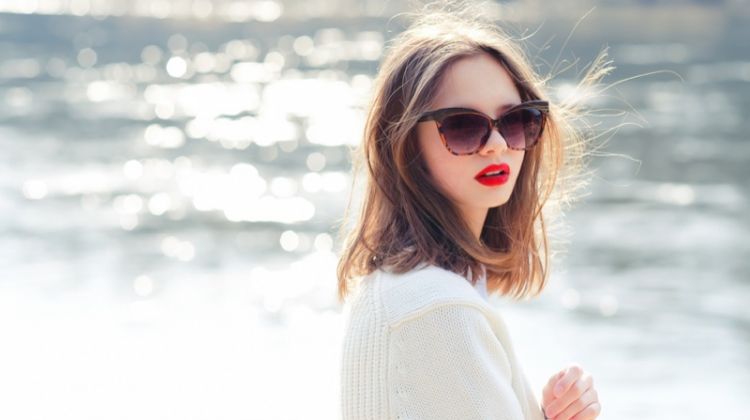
336, 6, 609, 420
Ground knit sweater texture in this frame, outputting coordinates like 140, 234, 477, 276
339, 262, 545, 420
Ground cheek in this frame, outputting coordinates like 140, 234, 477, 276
515, 150, 524, 165
416, 124, 441, 176
417, 125, 465, 193
514, 151, 526, 177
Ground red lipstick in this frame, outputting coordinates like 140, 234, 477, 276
475, 163, 510, 186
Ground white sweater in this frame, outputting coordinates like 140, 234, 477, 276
339, 262, 546, 420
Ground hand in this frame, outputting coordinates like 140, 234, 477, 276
540, 363, 601, 420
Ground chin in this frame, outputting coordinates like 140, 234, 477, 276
482, 195, 510, 208
490, 200, 510, 209
495, 192, 514, 205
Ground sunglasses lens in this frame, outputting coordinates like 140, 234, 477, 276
500, 108, 544, 150
439, 113, 489, 154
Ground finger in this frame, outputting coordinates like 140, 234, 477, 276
549, 388, 598, 420
569, 401, 602, 420
553, 364, 584, 398
542, 371, 566, 403
545, 375, 594, 419
545, 370, 565, 388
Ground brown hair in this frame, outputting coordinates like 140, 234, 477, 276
335, 5, 615, 303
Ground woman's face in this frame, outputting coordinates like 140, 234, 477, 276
416, 52, 526, 227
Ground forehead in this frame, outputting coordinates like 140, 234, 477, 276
430, 52, 521, 114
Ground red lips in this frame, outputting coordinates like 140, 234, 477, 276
475, 163, 510, 186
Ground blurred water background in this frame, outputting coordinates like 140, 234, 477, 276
0, 0, 748, 419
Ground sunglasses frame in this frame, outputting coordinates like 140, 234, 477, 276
417, 99, 550, 155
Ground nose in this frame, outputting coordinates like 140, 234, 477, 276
479, 127, 508, 155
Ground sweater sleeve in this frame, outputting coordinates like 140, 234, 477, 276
388, 303, 527, 420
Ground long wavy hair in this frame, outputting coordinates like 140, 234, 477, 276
335, 5, 615, 303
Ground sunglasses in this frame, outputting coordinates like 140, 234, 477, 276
417, 100, 549, 155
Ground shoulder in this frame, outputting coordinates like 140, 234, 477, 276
374, 263, 491, 328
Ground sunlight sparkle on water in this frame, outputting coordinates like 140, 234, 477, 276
144, 124, 186, 149
22, 180, 48, 200
279, 230, 300, 252
0, 0, 284, 21
86, 80, 137, 102
313, 233, 334, 252
148, 192, 173, 216
171, 163, 317, 223
269, 177, 298, 198
599, 294, 619, 317
123, 160, 144, 179
0, 59, 41, 79
306, 152, 326, 171
181, 82, 261, 117
77, 48, 97, 68
166, 56, 188, 78
113, 194, 144, 214
306, 107, 364, 146
223, 196, 315, 224
133, 275, 155, 297
160, 235, 195, 262
230, 61, 278, 83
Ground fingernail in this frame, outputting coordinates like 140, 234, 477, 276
554, 385, 563, 396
